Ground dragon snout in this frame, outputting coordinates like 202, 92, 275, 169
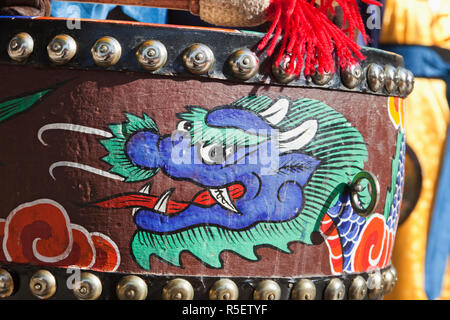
126, 131, 163, 169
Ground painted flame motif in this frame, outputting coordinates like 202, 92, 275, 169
388, 96, 405, 130
0, 199, 120, 272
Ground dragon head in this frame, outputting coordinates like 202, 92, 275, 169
95, 95, 368, 270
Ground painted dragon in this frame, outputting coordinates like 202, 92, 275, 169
90, 95, 404, 273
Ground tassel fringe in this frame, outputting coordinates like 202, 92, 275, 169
258, 0, 382, 76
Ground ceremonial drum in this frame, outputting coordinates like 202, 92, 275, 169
0, 17, 414, 300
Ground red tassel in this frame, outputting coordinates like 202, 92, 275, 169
258, 0, 382, 76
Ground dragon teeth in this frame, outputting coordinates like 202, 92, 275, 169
139, 182, 152, 194
208, 188, 239, 213
153, 188, 174, 214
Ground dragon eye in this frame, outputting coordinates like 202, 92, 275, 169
199, 143, 235, 165
177, 121, 192, 132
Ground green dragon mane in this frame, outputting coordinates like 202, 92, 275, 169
126, 95, 368, 270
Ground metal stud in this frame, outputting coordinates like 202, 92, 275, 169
390, 265, 398, 284
395, 67, 408, 95
29, 269, 56, 300
367, 271, 383, 300
405, 69, 415, 95
136, 40, 168, 72
0, 269, 14, 298
228, 49, 259, 80
341, 64, 363, 89
91, 36, 122, 67
384, 64, 397, 93
253, 280, 281, 300
366, 63, 385, 92
348, 276, 367, 300
8, 32, 34, 62
162, 278, 194, 300
291, 279, 316, 300
182, 43, 214, 75
271, 55, 297, 84
47, 34, 77, 65
72, 272, 102, 300
209, 279, 239, 300
116, 275, 148, 300
382, 269, 395, 295
324, 278, 345, 300
312, 70, 333, 86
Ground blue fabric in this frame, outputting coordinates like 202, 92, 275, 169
380, 45, 450, 100
50, 1, 167, 24
425, 125, 450, 300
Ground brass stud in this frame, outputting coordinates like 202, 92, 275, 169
324, 278, 345, 300
341, 64, 363, 89
182, 43, 214, 75
395, 67, 408, 95
228, 49, 259, 80
367, 271, 383, 300
72, 272, 102, 300
29, 269, 56, 300
348, 276, 367, 300
162, 278, 194, 300
91, 36, 122, 67
253, 280, 281, 300
291, 279, 316, 300
209, 279, 239, 300
271, 55, 297, 84
47, 34, 77, 65
382, 269, 395, 295
0, 269, 14, 298
312, 70, 333, 86
136, 40, 168, 71
405, 69, 415, 95
8, 32, 34, 62
384, 64, 397, 93
367, 63, 385, 92
116, 275, 148, 300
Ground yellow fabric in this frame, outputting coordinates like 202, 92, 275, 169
380, 0, 450, 49
385, 78, 449, 300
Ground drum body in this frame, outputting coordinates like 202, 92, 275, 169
0, 17, 411, 300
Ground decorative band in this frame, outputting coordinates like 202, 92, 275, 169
0, 263, 397, 300
0, 17, 414, 98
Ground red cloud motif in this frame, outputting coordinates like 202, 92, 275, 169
0, 199, 120, 272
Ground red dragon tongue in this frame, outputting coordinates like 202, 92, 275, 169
92, 194, 159, 209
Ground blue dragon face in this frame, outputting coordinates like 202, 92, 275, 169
96, 98, 320, 233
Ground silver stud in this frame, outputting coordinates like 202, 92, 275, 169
384, 65, 397, 93
324, 278, 345, 300
312, 70, 333, 86
116, 275, 148, 300
349, 276, 367, 300
390, 265, 398, 284
272, 55, 297, 84
29, 270, 56, 300
72, 272, 102, 300
91, 36, 122, 67
253, 280, 281, 300
367, 63, 385, 92
367, 271, 383, 300
291, 279, 316, 300
382, 269, 395, 295
136, 40, 168, 72
8, 32, 34, 62
228, 49, 259, 80
162, 278, 194, 300
47, 34, 77, 65
0, 269, 14, 298
395, 67, 408, 95
209, 279, 239, 300
182, 43, 214, 75
341, 64, 363, 89
405, 69, 415, 95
